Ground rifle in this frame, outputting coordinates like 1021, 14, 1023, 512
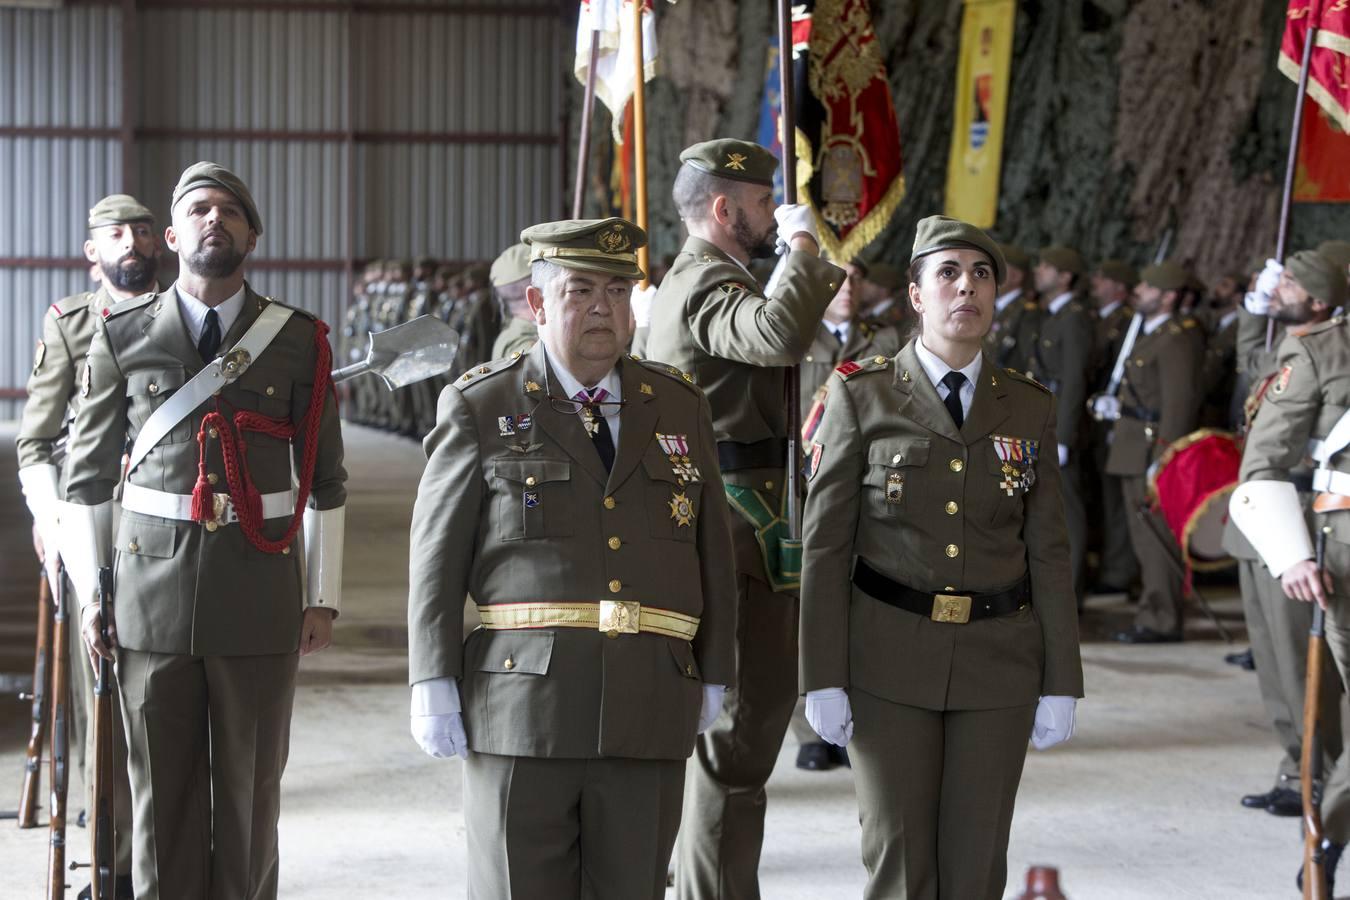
17, 567, 53, 828
88, 566, 116, 899
47, 565, 71, 899
1300, 522, 1331, 900
777, 0, 803, 543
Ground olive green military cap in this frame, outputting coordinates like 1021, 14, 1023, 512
679, 139, 777, 187
490, 243, 532, 287
911, 215, 1007, 285
1038, 245, 1086, 276
171, 161, 263, 235
87, 194, 154, 230
1139, 260, 1190, 292
1096, 259, 1138, 288
1318, 240, 1350, 271
999, 243, 1032, 274
1287, 249, 1348, 307
521, 217, 646, 280
866, 261, 903, 290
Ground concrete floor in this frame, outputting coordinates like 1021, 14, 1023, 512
0, 422, 1319, 898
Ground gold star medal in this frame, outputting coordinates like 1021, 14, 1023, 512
669, 491, 695, 527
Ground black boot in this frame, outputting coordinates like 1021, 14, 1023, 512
1297, 839, 1345, 896
795, 741, 837, 771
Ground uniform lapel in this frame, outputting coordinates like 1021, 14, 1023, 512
523, 342, 611, 487
893, 341, 962, 442
220, 286, 266, 351
142, 287, 204, 373
960, 353, 1012, 442
605, 357, 659, 492
841, 322, 871, 362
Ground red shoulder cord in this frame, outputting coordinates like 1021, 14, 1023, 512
190, 319, 335, 554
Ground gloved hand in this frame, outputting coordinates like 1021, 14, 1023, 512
698, 684, 726, 733
805, 687, 854, 747
1057, 443, 1069, 467
631, 283, 658, 328
410, 677, 469, 759
1090, 394, 1121, 422
1244, 258, 1283, 314
1030, 695, 1077, 750
774, 203, 819, 248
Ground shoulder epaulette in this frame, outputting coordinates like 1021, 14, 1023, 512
1004, 367, 1051, 394
630, 354, 700, 390
267, 297, 319, 322
102, 291, 159, 320
49, 292, 95, 320
1295, 315, 1345, 339
836, 355, 891, 380
1182, 318, 1199, 329
454, 353, 525, 390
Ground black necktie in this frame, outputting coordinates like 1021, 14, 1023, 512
579, 388, 616, 473
831, 326, 845, 345
198, 308, 222, 363
941, 371, 967, 428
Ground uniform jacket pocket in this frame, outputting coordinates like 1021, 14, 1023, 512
864, 439, 929, 517
491, 457, 573, 541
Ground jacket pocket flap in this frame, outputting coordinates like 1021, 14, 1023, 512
474, 629, 555, 675
116, 512, 178, 559
491, 458, 572, 485
867, 439, 930, 468
237, 369, 293, 398
125, 367, 187, 397
668, 639, 701, 680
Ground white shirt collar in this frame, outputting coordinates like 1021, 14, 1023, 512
825, 319, 851, 345
1217, 308, 1239, 332
914, 336, 983, 394
544, 346, 623, 405
1142, 313, 1172, 335
175, 282, 246, 344
1099, 299, 1123, 319
994, 287, 1023, 313
1047, 291, 1074, 315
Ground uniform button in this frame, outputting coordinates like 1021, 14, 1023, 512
603, 496, 616, 509
607, 536, 621, 550
805, 355, 815, 363
608, 579, 622, 593
128, 540, 139, 552
949, 459, 964, 472
945, 501, 958, 515
1134, 359, 1144, 367
265, 385, 276, 396
685, 664, 694, 676
208, 427, 219, 439
764, 481, 774, 490
945, 544, 959, 558
205, 520, 219, 533
282, 546, 291, 555
525, 475, 537, 487
207, 472, 219, 485
503, 656, 514, 670
1042, 339, 1052, 347
892, 454, 902, 464
147, 382, 159, 395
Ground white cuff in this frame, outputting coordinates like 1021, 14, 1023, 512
1229, 480, 1314, 577
57, 500, 114, 608
411, 676, 461, 716
303, 506, 345, 613
18, 464, 60, 525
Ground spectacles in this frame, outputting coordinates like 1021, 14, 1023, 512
543, 367, 626, 419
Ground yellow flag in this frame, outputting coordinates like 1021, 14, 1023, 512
944, 0, 1015, 228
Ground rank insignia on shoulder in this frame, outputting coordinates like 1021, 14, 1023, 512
835, 360, 863, 378
523, 489, 540, 509
991, 434, 1038, 495
1272, 365, 1292, 395
669, 490, 695, 527
32, 340, 46, 374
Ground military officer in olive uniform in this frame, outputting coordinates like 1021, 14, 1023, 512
61, 163, 348, 900
488, 242, 539, 360
1100, 262, 1203, 642
800, 216, 1083, 900
407, 217, 736, 900
984, 243, 1040, 372
1027, 246, 1096, 603
799, 259, 902, 422
640, 139, 843, 900
17, 193, 160, 897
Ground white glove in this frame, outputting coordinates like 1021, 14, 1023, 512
1254, 258, 1283, 301
1030, 695, 1077, 750
1057, 443, 1069, 467
631, 283, 658, 328
1091, 394, 1121, 422
1242, 290, 1270, 316
410, 677, 469, 759
774, 203, 818, 247
19, 464, 62, 591
805, 687, 854, 747
698, 684, 726, 733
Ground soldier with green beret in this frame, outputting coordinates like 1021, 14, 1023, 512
16, 192, 160, 898
1098, 261, 1203, 642
62, 162, 348, 899
489, 241, 539, 360
642, 137, 843, 900
860, 260, 909, 330
984, 242, 1041, 373
1028, 244, 1095, 605
407, 216, 737, 899
800, 214, 1082, 900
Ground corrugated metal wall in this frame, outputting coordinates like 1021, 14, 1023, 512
1, 1, 564, 419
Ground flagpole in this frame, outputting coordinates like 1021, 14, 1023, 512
632, 0, 650, 288
572, 27, 601, 219
1267, 5, 1320, 351
776, 0, 802, 540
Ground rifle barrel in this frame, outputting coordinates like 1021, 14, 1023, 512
18, 569, 52, 828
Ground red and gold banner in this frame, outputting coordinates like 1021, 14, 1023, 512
1280, 0, 1350, 132
1294, 95, 1350, 201
789, 0, 905, 263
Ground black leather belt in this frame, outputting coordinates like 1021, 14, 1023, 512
852, 558, 1030, 624
1120, 405, 1160, 423
717, 438, 787, 472
1292, 473, 1314, 493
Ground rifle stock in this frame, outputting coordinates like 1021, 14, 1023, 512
47, 567, 70, 899
90, 566, 116, 899
18, 568, 53, 828
1302, 526, 1330, 900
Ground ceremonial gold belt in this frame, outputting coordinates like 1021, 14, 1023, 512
477, 601, 699, 640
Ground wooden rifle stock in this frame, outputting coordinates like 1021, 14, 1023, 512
90, 566, 116, 898
47, 566, 70, 899
18, 568, 53, 828
1302, 526, 1330, 900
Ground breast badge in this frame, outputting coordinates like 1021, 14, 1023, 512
992, 434, 1038, 495
523, 489, 540, 509
885, 471, 904, 503
657, 432, 702, 483
81, 362, 92, 397
498, 414, 533, 437
668, 490, 696, 527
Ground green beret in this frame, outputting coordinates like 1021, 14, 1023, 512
1318, 240, 1350, 271
865, 261, 902, 290
1038, 245, 1086, 276
1139, 260, 1190, 292
88, 194, 154, 230
521, 217, 646, 280
679, 139, 777, 187
171, 161, 263, 235
1096, 259, 1138, 288
1287, 249, 1348, 307
490, 243, 532, 287
911, 215, 1006, 285
998, 243, 1031, 274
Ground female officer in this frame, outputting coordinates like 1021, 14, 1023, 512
798, 216, 1084, 899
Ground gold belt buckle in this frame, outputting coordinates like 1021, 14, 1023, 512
932, 593, 972, 624
598, 600, 641, 638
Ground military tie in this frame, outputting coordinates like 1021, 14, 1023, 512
940, 370, 966, 429
198, 308, 222, 363
577, 387, 616, 472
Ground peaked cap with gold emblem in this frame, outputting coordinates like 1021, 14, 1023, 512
521, 217, 647, 280
679, 139, 777, 187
